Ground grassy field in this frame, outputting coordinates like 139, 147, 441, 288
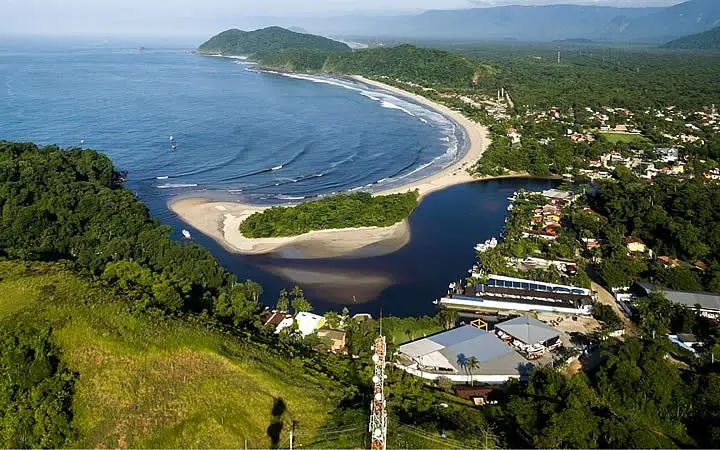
598, 132, 649, 144
0, 262, 342, 449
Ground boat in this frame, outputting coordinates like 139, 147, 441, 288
169, 135, 174, 141
182, 229, 191, 239
474, 237, 498, 252
507, 204, 514, 211
171, 144, 177, 150
156, 176, 169, 180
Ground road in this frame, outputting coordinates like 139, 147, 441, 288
591, 281, 638, 336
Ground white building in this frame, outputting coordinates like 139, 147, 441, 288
397, 326, 532, 384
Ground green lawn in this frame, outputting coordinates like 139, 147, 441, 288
598, 132, 649, 144
0, 262, 340, 449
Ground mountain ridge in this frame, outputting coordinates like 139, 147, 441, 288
662, 25, 720, 49
196, 26, 351, 59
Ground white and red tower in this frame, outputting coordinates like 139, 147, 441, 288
369, 335, 388, 450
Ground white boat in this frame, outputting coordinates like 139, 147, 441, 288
156, 176, 169, 180
169, 135, 174, 141
171, 144, 177, 149
182, 229, 191, 239
474, 237, 499, 252
507, 204, 514, 211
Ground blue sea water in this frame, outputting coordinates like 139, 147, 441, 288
0, 44, 555, 316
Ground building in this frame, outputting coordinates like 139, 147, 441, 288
667, 334, 705, 355
634, 283, 720, 319
541, 189, 578, 203
624, 236, 648, 254
396, 326, 533, 384
495, 315, 561, 357
275, 312, 327, 337
317, 328, 347, 353
441, 275, 594, 316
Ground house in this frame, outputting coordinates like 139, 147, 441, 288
614, 124, 628, 132
583, 238, 601, 250
316, 329, 347, 353
396, 326, 533, 384
667, 334, 705, 355
656, 147, 680, 163
624, 237, 647, 254
495, 315, 561, 357
264, 310, 292, 329
275, 312, 326, 337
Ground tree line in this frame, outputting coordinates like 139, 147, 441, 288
239, 191, 419, 238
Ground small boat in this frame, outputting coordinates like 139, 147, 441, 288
169, 136, 174, 141
171, 144, 177, 150
156, 176, 169, 180
182, 229, 191, 239
507, 204, 514, 211
475, 237, 498, 252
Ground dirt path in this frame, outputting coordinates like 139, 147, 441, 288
592, 281, 638, 335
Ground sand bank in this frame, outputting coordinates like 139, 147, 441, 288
169, 76, 490, 259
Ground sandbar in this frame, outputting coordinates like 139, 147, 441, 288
169, 75, 490, 259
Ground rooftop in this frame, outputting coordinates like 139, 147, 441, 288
398, 326, 531, 376
495, 315, 560, 346
637, 283, 720, 312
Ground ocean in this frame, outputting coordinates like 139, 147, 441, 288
0, 44, 555, 316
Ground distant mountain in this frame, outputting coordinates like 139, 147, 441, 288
196, 26, 351, 59
596, 0, 720, 43
662, 26, 720, 49
280, 0, 719, 43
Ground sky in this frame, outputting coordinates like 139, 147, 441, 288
0, 0, 685, 39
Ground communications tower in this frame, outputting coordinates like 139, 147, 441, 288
369, 335, 388, 450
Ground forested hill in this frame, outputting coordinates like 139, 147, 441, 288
195, 26, 351, 59
259, 44, 495, 89
662, 26, 720, 49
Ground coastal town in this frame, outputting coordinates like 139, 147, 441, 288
253, 78, 720, 401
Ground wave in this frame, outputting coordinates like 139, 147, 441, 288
157, 183, 198, 189
381, 101, 415, 117
277, 195, 306, 201
276, 72, 449, 127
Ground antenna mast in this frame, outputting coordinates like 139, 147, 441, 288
369, 317, 388, 450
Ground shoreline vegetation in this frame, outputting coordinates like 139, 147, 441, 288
169, 75, 491, 259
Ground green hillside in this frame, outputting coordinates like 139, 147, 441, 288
196, 27, 351, 59
0, 261, 342, 448
259, 44, 495, 89
662, 26, 720, 49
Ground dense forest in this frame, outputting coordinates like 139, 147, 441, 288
492, 337, 720, 448
239, 191, 419, 238
195, 26, 351, 59
588, 175, 720, 291
0, 141, 259, 323
439, 42, 720, 111
259, 44, 495, 89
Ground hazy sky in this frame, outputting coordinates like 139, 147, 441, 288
0, 0, 685, 38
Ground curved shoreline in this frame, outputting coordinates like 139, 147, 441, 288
169, 75, 490, 259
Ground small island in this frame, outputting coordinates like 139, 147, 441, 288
238, 191, 419, 238
195, 26, 352, 60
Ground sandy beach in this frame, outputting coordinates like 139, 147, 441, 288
169, 76, 489, 259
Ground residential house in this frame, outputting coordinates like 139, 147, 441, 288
624, 237, 648, 254
316, 329, 347, 353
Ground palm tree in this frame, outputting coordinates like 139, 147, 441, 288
466, 356, 480, 386
456, 353, 469, 383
